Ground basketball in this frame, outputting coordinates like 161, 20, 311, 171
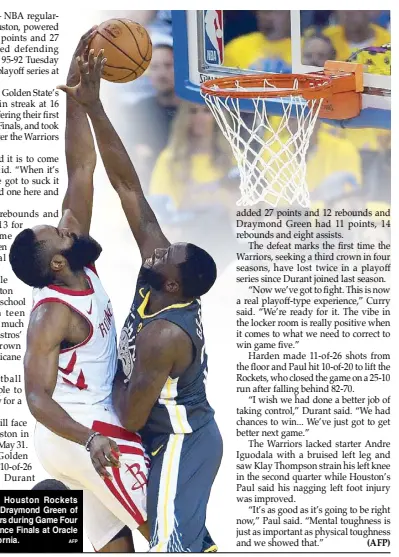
90, 19, 152, 83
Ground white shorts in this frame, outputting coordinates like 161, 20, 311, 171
34, 403, 148, 551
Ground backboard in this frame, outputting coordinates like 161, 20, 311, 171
172, 10, 391, 129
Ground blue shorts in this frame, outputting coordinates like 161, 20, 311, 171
144, 418, 223, 552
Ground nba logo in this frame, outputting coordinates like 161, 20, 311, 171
203, 10, 224, 65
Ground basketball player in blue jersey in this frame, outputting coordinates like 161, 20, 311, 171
59, 47, 223, 552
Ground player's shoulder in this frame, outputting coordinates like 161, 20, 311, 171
138, 319, 190, 356
85, 263, 99, 277
31, 299, 72, 323
28, 300, 72, 344
142, 317, 184, 336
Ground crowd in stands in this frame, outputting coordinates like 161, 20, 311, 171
110, 10, 391, 268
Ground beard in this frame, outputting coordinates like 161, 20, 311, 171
61, 234, 102, 272
140, 265, 165, 291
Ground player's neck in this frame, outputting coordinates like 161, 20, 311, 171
147, 289, 191, 314
51, 270, 89, 291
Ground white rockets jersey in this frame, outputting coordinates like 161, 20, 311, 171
31, 265, 117, 408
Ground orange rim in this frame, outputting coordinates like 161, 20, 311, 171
200, 73, 332, 100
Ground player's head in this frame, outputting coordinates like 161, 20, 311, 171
256, 11, 291, 40
142, 243, 217, 299
302, 33, 336, 67
148, 35, 174, 96
9, 225, 102, 288
31, 479, 70, 491
337, 11, 373, 39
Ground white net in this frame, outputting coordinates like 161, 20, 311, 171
201, 77, 325, 208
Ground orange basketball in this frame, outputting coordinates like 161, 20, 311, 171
90, 19, 152, 83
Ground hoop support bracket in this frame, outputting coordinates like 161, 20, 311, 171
306, 61, 364, 120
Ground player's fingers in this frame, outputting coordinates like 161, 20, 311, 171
80, 61, 89, 74
77, 56, 89, 83
82, 26, 98, 44
94, 453, 112, 477
91, 456, 111, 480
98, 451, 114, 473
99, 58, 107, 76
82, 45, 90, 63
109, 439, 121, 454
88, 49, 96, 72
79, 26, 97, 49
77, 27, 97, 58
106, 442, 121, 467
98, 452, 110, 468
105, 448, 120, 468
77, 56, 87, 77
94, 49, 104, 74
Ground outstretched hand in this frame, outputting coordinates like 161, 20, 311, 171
67, 26, 98, 86
58, 49, 106, 110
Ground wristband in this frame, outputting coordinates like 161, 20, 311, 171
85, 431, 100, 451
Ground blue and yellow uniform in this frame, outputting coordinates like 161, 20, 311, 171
118, 271, 223, 552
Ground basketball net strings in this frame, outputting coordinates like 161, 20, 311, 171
202, 78, 324, 208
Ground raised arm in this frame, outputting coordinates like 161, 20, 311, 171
58, 50, 170, 261
60, 28, 98, 236
25, 303, 120, 479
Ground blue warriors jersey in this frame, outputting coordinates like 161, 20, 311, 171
117, 269, 215, 439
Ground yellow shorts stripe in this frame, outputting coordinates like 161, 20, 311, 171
152, 434, 184, 552
162, 435, 179, 547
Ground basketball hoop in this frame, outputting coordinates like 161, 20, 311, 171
200, 62, 363, 208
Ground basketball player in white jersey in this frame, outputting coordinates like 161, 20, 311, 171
9, 31, 148, 552
57, 41, 222, 553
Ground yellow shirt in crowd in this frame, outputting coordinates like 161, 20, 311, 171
306, 130, 362, 193
322, 23, 390, 61
150, 149, 229, 210
330, 127, 390, 152
224, 32, 292, 73
303, 130, 362, 214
